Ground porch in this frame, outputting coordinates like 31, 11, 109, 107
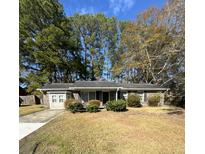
76, 90, 123, 106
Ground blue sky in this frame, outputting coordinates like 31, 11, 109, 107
59, 0, 166, 21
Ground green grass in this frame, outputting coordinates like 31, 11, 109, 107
19, 105, 48, 116
19, 106, 184, 154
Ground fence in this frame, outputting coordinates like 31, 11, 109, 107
19, 94, 49, 106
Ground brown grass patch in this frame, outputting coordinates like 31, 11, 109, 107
20, 106, 184, 154
19, 105, 48, 116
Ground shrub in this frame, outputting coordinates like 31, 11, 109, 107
170, 96, 185, 108
86, 100, 101, 112
127, 94, 142, 107
87, 100, 101, 107
68, 101, 83, 113
64, 99, 76, 109
148, 94, 160, 107
86, 104, 99, 112
105, 99, 127, 112
105, 101, 112, 111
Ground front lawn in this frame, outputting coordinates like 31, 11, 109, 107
128, 105, 184, 114
19, 105, 48, 116
19, 106, 184, 154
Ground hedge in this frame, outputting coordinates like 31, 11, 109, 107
127, 94, 142, 107
148, 94, 160, 106
64, 99, 76, 109
87, 100, 101, 107
86, 100, 101, 112
69, 101, 84, 113
106, 99, 127, 112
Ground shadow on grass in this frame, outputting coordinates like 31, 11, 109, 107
67, 108, 129, 113
20, 105, 31, 107
162, 108, 184, 115
39, 106, 46, 108
167, 111, 184, 115
111, 108, 129, 112
67, 108, 103, 114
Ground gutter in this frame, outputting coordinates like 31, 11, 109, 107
121, 88, 169, 91
37, 87, 169, 91
73, 87, 122, 90
37, 88, 74, 91
38, 87, 122, 91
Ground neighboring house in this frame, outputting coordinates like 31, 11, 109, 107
38, 81, 169, 109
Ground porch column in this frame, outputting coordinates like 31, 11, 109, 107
116, 88, 119, 101
142, 92, 145, 103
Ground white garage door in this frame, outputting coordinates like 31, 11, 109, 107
49, 94, 66, 109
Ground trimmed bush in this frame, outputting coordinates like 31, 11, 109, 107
86, 100, 101, 112
87, 100, 101, 107
148, 94, 160, 106
127, 94, 142, 107
86, 104, 99, 112
68, 101, 83, 113
105, 99, 127, 112
64, 99, 76, 109
105, 101, 112, 111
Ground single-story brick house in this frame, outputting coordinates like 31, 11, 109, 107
38, 81, 169, 109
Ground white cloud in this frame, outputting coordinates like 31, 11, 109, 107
109, 0, 135, 15
79, 7, 95, 15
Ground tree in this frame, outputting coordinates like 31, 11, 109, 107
70, 14, 119, 80
19, 1, 119, 93
160, 0, 185, 106
110, 0, 185, 106
20, 0, 185, 107
20, 0, 65, 72
19, 0, 86, 93
112, 7, 174, 83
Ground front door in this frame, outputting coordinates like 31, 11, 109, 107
103, 92, 109, 104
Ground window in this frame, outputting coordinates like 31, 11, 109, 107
96, 91, 102, 101
59, 95, 64, 103
89, 92, 96, 100
52, 95, 57, 103
110, 91, 116, 101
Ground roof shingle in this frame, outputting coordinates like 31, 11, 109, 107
39, 81, 168, 91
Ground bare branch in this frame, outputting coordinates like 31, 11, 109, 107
145, 48, 157, 82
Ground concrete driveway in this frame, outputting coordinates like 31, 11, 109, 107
19, 109, 64, 140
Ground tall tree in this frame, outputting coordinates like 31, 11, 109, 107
19, 0, 86, 93
160, 0, 185, 106
20, 0, 65, 72
70, 14, 119, 80
110, 0, 185, 105
112, 7, 173, 83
